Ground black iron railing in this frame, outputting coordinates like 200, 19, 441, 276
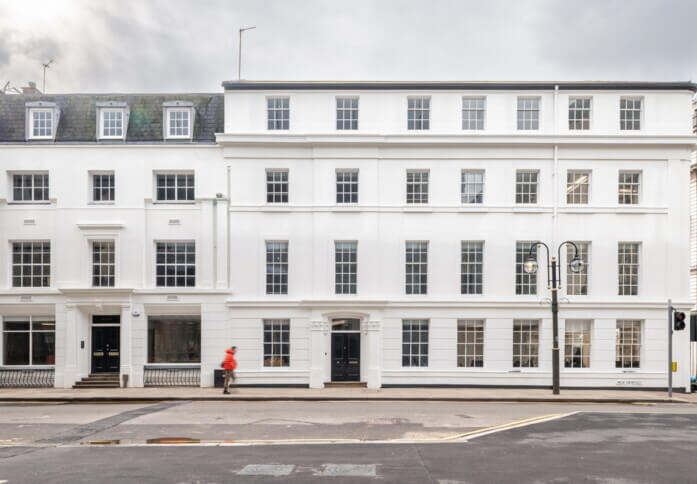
143, 365, 200, 387
0, 368, 55, 388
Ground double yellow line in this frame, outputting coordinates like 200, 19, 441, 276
87, 412, 577, 446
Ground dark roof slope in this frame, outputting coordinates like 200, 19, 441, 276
222, 80, 697, 92
0, 94, 223, 143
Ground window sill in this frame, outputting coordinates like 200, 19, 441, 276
144, 363, 201, 368
330, 205, 361, 213
98, 136, 126, 141
403, 206, 433, 213
0, 365, 55, 370
7, 201, 52, 205
88, 201, 116, 206
261, 205, 292, 213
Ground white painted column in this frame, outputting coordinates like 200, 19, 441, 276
215, 198, 229, 289
130, 303, 146, 387
120, 304, 132, 387
309, 319, 326, 388
62, 304, 78, 388
363, 320, 382, 389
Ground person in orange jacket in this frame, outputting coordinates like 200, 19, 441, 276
221, 346, 237, 394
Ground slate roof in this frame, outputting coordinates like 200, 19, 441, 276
0, 93, 224, 143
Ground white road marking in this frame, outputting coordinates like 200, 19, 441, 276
237, 464, 295, 476
322, 464, 377, 477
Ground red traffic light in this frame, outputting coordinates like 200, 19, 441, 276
674, 311, 686, 331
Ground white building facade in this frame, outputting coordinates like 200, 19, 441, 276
0, 81, 694, 391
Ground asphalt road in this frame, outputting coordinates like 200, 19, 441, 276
0, 402, 696, 483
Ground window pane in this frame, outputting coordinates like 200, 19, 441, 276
147, 317, 201, 363
405, 242, 428, 295
263, 319, 290, 367
461, 171, 484, 204
512, 320, 539, 367
615, 320, 641, 368
155, 242, 195, 287
3, 332, 29, 365
566, 242, 589, 296
401, 319, 428, 367
457, 320, 485, 367
516, 171, 538, 204
618, 243, 639, 296
461, 242, 483, 295
336, 170, 359, 204
620, 98, 642, 130
11, 242, 50, 287
406, 171, 429, 204
566, 171, 589, 204
407, 97, 430, 130
267, 170, 289, 203
268, 98, 290, 130
336, 97, 359, 130
618, 172, 640, 205
568, 97, 591, 130
266, 242, 289, 294
32, 331, 56, 365
462, 97, 485, 130
564, 320, 591, 368
335, 242, 357, 294
517, 97, 540, 130
516, 242, 537, 295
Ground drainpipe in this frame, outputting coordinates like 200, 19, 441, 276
213, 197, 218, 288
227, 165, 231, 289
553, 85, 559, 247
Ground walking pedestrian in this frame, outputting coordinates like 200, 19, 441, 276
221, 346, 237, 394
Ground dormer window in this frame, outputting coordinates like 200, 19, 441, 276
96, 102, 129, 141
163, 101, 194, 140
25, 102, 60, 141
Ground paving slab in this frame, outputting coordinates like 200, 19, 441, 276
0, 386, 692, 403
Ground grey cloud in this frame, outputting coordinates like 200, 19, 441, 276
534, 0, 697, 80
1, 0, 696, 93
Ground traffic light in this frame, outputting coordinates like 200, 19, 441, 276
674, 311, 686, 331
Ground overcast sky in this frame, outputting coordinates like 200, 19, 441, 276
2, 0, 696, 93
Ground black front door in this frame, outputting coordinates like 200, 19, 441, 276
331, 333, 360, 381
91, 325, 120, 373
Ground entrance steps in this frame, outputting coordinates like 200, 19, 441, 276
73, 373, 120, 389
324, 382, 367, 388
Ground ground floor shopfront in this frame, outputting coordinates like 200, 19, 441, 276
0, 294, 692, 392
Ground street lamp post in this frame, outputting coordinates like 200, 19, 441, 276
523, 241, 584, 395
238, 26, 256, 80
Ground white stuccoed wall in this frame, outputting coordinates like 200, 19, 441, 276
219, 86, 694, 390
0, 84, 694, 390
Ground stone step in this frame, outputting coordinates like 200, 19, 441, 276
324, 382, 368, 388
73, 382, 120, 388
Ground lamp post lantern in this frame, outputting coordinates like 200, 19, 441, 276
524, 240, 584, 395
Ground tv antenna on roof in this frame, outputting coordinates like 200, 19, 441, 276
41, 59, 54, 93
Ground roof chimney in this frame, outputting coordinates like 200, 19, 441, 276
21, 82, 42, 95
